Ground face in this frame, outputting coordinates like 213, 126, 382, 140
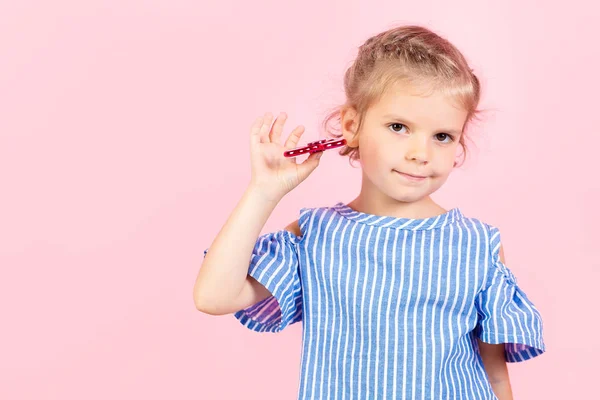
341, 81, 468, 205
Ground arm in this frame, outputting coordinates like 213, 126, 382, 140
193, 186, 280, 315
194, 112, 321, 316
478, 339, 512, 399
478, 244, 513, 400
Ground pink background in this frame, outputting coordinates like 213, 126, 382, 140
1, 1, 598, 398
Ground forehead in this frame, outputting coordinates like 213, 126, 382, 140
370, 81, 468, 131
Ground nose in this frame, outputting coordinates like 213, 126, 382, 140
404, 135, 430, 164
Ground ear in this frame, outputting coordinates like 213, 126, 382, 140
340, 106, 360, 148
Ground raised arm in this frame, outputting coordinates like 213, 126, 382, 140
193, 187, 280, 315
193, 112, 322, 315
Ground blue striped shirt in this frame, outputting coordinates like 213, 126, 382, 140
203, 202, 545, 399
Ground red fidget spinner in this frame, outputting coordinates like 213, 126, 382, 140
283, 138, 347, 158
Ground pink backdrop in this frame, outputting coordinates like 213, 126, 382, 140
1, 1, 598, 398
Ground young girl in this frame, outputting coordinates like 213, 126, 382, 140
194, 25, 545, 399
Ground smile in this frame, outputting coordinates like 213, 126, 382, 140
393, 170, 428, 182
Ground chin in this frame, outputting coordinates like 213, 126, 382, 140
389, 180, 443, 203
381, 183, 429, 202
391, 191, 432, 204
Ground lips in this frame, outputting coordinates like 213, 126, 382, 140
394, 170, 428, 181
399, 172, 426, 178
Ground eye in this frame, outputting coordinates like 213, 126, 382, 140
434, 133, 454, 143
388, 123, 408, 134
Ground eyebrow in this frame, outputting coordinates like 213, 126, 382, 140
382, 114, 463, 135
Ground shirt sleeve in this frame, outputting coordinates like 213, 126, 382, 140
474, 225, 546, 362
202, 208, 311, 333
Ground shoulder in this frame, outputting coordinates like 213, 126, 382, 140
460, 215, 518, 288
456, 213, 502, 246
284, 219, 301, 236
281, 203, 338, 238
280, 205, 319, 239
456, 213, 509, 267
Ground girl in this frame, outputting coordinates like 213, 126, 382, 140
194, 25, 545, 399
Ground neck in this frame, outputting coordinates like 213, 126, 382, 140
347, 193, 447, 220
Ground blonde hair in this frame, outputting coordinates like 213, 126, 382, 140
322, 25, 483, 167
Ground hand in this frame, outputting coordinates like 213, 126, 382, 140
248, 112, 323, 202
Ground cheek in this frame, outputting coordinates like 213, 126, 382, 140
359, 147, 384, 172
359, 133, 388, 164
432, 148, 458, 174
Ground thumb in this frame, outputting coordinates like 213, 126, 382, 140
297, 151, 323, 179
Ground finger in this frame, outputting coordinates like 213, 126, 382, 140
250, 116, 264, 145
269, 112, 287, 144
284, 125, 305, 149
259, 112, 274, 143
297, 151, 323, 178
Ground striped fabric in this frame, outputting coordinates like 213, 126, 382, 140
203, 202, 545, 399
